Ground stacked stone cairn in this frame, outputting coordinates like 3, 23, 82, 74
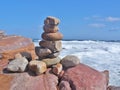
6, 16, 80, 76
37, 16, 63, 59
34, 16, 63, 75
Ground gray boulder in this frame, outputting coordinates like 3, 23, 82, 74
60, 55, 80, 68
7, 57, 28, 72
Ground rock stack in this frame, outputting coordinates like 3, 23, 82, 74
35, 16, 63, 67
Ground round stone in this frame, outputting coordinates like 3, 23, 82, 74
60, 55, 80, 68
44, 16, 60, 26
43, 25, 59, 33
41, 32, 63, 41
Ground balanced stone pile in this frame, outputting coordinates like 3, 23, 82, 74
35, 16, 63, 67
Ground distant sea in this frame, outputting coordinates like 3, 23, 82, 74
33, 39, 120, 86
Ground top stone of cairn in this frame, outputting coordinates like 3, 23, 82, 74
44, 16, 60, 26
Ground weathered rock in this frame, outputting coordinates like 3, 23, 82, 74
7, 57, 28, 72
0, 74, 14, 90
35, 47, 52, 59
0, 54, 3, 59
0, 71, 58, 90
52, 63, 63, 75
107, 86, 120, 90
58, 70, 65, 78
0, 35, 36, 61
42, 57, 61, 67
59, 81, 72, 90
60, 55, 80, 68
60, 64, 108, 90
39, 40, 62, 52
20, 52, 32, 61
29, 60, 47, 75
0, 60, 9, 73
47, 52, 60, 58
42, 32, 63, 41
14, 53, 22, 59
43, 25, 59, 33
102, 70, 109, 86
44, 16, 60, 25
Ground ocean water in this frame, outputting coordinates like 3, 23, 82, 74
34, 40, 120, 86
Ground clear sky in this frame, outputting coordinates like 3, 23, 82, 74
0, 0, 120, 40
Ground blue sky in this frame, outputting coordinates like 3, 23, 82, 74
0, 0, 120, 40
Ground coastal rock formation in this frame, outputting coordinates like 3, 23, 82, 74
59, 64, 108, 90
0, 35, 36, 61
0, 70, 58, 90
0, 16, 115, 90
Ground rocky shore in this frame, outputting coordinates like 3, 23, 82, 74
0, 17, 120, 90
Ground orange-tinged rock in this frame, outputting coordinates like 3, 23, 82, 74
52, 63, 63, 75
0, 60, 9, 73
0, 74, 14, 90
0, 35, 36, 61
42, 32, 63, 41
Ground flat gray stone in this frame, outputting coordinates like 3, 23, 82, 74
42, 57, 61, 67
60, 55, 80, 68
7, 57, 28, 72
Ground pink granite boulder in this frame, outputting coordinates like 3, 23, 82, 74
0, 69, 58, 90
59, 63, 108, 90
107, 86, 120, 90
